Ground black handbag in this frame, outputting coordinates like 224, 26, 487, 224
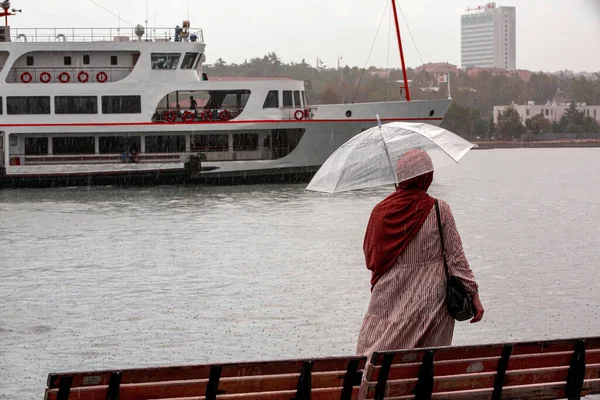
434, 200, 474, 322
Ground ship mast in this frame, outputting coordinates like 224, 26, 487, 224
390, 0, 411, 102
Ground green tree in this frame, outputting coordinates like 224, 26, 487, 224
488, 117, 495, 138
319, 86, 341, 104
496, 105, 525, 139
525, 113, 552, 134
441, 102, 472, 138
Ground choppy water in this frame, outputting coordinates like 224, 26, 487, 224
1, 148, 600, 399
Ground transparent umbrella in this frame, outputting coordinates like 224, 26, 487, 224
306, 120, 474, 193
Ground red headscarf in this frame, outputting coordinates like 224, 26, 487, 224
363, 149, 435, 289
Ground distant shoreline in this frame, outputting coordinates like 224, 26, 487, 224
472, 139, 600, 149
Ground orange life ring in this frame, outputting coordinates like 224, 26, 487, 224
58, 72, 70, 83
164, 110, 176, 122
182, 111, 195, 122
303, 109, 311, 118
40, 71, 51, 83
294, 110, 304, 120
96, 71, 108, 83
201, 110, 213, 121
219, 110, 231, 121
77, 71, 89, 83
20, 71, 32, 83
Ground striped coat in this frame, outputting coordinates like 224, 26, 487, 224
356, 199, 478, 355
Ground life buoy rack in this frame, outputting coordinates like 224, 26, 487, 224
96, 71, 108, 83
20, 71, 32, 83
182, 111, 195, 122
164, 110, 176, 122
40, 71, 51, 83
78, 71, 89, 83
58, 72, 70, 83
304, 108, 311, 119
201, 110, 213, 122
219, 109, 231, 121
294, 110, 304, 120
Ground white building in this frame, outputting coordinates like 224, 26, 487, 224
493, 102, 600, 124
461, 2, 516, 70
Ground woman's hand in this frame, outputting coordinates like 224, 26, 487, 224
470, 293, 484, 323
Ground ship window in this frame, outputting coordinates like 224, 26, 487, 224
294, 91, 302, 107
302, 91, 307, 106
83, 54, 90, 65
151, 53, 181, 69
52, 137, 95, 155
25, 137, 48, 155
192, 134, 229, 152
194, 53, 203, 69
64, 56, 72, 66
283, 91, 293, 107
111, 56, 118, 65
99, 136, 141, 154
102, 95, 141, 114
7, 96, 51, 114
26, 56, 34, 66
181, 52, 198, 69
233, 133, 259, 151
145, 135, 186, 153
263, 90, 279, 108
55, 96, 98, 114
0, 97, 2, 114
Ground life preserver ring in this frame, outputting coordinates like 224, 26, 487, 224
164, 110, 176, 122
182, 111, 195, 122
219, 109, 231, 121
77, 71, 89, 83
303, 108, 311, 119
96, 71, 108, 83
20, 71, 32, 83
201, 110, 213, 122
58, 72, 70, 83
40, 71, 51, 83
294, 110, 304, 120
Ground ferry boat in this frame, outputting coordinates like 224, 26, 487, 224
0, 0, 452, 188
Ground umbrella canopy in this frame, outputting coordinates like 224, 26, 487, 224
306, 122, 474, 193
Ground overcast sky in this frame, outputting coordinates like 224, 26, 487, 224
13, 0, 600, 72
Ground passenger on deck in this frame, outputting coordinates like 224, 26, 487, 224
189, 96, 197, 110
356, 149, 484, 355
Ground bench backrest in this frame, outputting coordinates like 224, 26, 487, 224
45, 355, 367, 400
363, 336, 600, 400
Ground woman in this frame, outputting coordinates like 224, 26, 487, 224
356, 149, 484, 355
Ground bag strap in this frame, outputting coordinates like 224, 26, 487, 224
434, 200, 450, 279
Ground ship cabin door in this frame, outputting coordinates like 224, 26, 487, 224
272, 130, 286, 159
0, 132, 4, 170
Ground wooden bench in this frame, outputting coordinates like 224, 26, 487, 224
363, 336, 600, 400
45, 355, 367, 400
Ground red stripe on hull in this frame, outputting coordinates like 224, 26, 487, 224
0, 117, 443, 128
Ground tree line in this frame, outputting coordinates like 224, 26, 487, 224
204, 53, 600, 139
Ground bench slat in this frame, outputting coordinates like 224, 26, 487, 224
369, 349, 600, 382
46, 386, 360, 400
375, 378, 600, 400
47, 357, 366, 390
370, 337, 600, 366
45, 370, 364, 400
366, 364, 600, 398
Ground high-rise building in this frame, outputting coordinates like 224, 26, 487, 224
461, 2, 516, 70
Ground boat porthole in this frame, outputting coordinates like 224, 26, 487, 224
429, 110, 435, 117
346, 110, 352, 118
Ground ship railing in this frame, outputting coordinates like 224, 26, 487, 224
152, 108, 245, 122
281, 106, 317, 120
9, 27, 204, 43
21, 153, 183, 165
7, 67, 133, 84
